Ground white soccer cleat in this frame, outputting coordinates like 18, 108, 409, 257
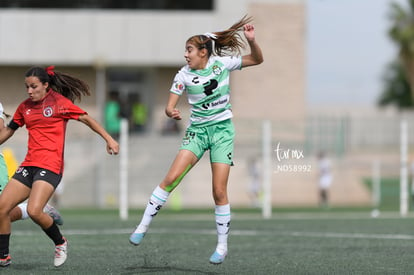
54, 237, 68, 267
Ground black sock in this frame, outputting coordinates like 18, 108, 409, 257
0, 234, 10, 258
42, 223, 64, 245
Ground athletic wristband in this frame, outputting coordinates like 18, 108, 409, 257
8, 120, 19, 130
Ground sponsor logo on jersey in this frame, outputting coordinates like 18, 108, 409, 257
192, 76, 200, 84
227, 152, 233, 163
43, 106, 53, 117
211, 98, 228, 107
16, 167, 28, 177
203, 97, 228, 110
40, 170, 46, 176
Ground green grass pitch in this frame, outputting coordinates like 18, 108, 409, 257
2, 208, 414, 274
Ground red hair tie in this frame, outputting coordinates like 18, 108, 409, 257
45, 65, 55, 76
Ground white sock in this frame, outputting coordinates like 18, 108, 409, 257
214, 204, 231, 254
134, 186, 170, 234
17, 202, 29, 220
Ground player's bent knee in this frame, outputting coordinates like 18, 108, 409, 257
27, 207, 44, 221
0, 202, 15, 217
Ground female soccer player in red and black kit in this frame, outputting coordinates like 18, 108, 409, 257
0, 66, 119, 268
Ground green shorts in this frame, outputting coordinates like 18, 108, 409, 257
0, 154, 8, 194
180, 119, 235, 165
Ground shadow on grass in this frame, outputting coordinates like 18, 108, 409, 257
124, 252, 221, 275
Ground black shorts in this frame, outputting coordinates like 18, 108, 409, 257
12, 166, 62, 189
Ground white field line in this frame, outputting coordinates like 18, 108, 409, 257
11, 228, 414, 241
153, 212, 414, 221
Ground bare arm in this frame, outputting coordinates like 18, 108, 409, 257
0, 118, 15, 145
165, 93, 182, 120
78, 114, 119, 155
241, 24, 264, 68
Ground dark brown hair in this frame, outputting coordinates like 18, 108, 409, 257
25, 66, 90, 102
187, 15, 253, 57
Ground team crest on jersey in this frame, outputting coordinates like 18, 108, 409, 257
212, 65, 222, 75
43, 106, 53, 117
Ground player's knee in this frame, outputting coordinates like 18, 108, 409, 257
213, 190, 228, 204
162, 176, 174, 186
162, 172, 186, 191
160, 178, 179, 192
27, 206, 43, 221
0, 200, 14, 217
0, 206, 9, 218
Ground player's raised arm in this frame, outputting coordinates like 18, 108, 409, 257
242, 24, 264, 68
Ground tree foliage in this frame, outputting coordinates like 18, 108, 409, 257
381, 0, 414, 108
378, 60, 412, 109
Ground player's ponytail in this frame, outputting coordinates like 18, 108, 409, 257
187, 15, 253, 57
25, 66, 91, 103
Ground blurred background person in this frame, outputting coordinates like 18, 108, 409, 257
130, 94, 148, 133
104, 91, 121, 139
318, 151, 332, 208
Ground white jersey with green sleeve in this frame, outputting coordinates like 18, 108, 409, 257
170, 55, 242, 127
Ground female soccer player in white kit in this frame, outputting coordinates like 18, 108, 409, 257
130, 15, 263, 264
